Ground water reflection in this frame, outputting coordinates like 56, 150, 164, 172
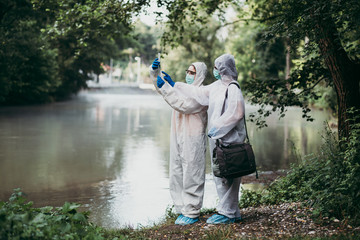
0, 88, 332, 228
246, 105, 331, 171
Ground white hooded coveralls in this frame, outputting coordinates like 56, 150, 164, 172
159, 54, 246, 219
149, 62, 208, 218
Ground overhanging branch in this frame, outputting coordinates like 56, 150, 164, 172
295, 78, 324, 96
214, 14, 283, 32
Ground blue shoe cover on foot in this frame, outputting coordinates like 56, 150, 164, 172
234, 216, 243, 222
177, 216, 199, 225
175, 214, 184, 224
206, 214, 235, 224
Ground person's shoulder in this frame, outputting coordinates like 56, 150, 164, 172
227, 82, 240, 93
199, 80, 217, 89
210, 80, 222, 87
228, 81, 240, 88
228, 82, 242, 96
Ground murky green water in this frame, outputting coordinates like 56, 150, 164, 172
0, 87, 332, 228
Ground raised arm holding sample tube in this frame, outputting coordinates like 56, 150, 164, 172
149, 56, 208, 225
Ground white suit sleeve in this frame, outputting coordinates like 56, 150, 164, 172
173, 82, 211, 106
149, 68, 210, 114
209, 84, 245, 140
159, 83, 207, 114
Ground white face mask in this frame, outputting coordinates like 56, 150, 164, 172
185, 74, 195, 84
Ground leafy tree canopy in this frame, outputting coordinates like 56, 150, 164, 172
0, 0, 150, 103
155, 0, 360, 139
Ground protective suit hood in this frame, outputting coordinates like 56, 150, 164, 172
214, 54, 238, 83
192, 62, 207, 87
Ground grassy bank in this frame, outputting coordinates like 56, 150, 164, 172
1, 189, 359, 239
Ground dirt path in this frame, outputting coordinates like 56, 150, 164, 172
139, 202, 359, 239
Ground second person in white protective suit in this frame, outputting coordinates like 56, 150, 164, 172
149, 59, 208, 225
159, 54, 246, 224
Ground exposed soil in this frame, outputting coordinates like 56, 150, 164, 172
136, 202, 359, 239
241, 170, 288, 185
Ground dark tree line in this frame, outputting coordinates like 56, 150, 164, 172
0, 0, 149, 104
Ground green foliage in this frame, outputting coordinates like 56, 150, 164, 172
161, 16, 225, 85
0, 189, 105, 239
239, 187, 264, 208
254, 0, 360, 60
131, 21, 161, 66
157, 0, 360, 137
246, 0, 360, 132
239, 110, 360, 225
156, 0, 231, 48
308, 83, 337, 112
164, 205, 177, 221
31, 0, 146, 100
155, 1, 234, 85
227, 21, 265, 83
0, 0, 149, 104
0, 1, 60, 104
253, 32, 286, 80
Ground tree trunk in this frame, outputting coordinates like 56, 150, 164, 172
285, 37, 291, 81
315, 19, 360, 140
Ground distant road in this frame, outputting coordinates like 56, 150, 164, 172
84, 83, 157, 95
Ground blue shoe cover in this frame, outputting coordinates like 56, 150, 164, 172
177, 215, 199, 225
234, 216, 243, 222
175, 214, 184, 224
206, 214, 235, 224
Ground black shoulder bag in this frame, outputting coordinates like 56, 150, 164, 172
212, 82, 258, 179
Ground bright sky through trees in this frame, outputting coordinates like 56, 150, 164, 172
137, 0, 166, 26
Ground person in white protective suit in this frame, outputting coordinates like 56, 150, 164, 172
149, 59, 208, 225
158, 53, 246, 224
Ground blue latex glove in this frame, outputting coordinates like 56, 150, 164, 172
157, 75, 165, 88
162, 71, 175, 87
208, 127, 217, 138
152, 58, 160, 70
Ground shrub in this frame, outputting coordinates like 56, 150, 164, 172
0, 189, 104, 239
240, 110, 360, 226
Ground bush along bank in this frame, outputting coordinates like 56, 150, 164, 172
0, 189, 104, 240
239, 114, 360, 227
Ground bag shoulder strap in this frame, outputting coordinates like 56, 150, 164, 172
221, 82, 251, 144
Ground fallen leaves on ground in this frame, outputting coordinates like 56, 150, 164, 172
138, 202, 359, 240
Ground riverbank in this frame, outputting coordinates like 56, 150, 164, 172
104, 202, 359, 239
101, 171, 359, 239
2, 176, 359, 239
241, 170, 288, 185
100, 171, 358, 239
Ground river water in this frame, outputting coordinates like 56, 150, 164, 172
0, 87, 332, 228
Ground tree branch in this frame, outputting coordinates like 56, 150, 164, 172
214, 14, 283, 32
295, 78, 324, 96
